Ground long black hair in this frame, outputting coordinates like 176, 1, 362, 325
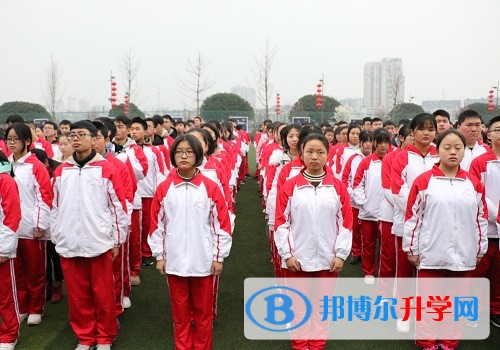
5, 123, 32, 154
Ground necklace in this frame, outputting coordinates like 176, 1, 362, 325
177, 169, 199, 181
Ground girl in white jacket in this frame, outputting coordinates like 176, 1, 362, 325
6, 123, 53, 326
275, 133, 352, 350
149, 134, 232, 350
404, 129, 488, 350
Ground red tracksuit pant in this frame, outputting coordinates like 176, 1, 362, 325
167, 274, 214, 350
61, 251, 118, 346
14, 239, 46, 315
141, 198, 153, 259
378, 221, 396, 278
471, 240, 500, 314
0, 259, 19, 343
395, 236, 415, 319
112, 244, 126, 316
129, 209, 142, 276
360, 219, 379, 276
351, 207, 362, 258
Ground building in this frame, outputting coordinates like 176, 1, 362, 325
422, 100, 461, 113
231, 86, 256, 108
363, 58, 404, 110
339, 98, 364, 113
464, 98, 488, 107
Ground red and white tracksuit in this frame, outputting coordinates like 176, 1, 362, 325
469, 149, 500, 315
10, 153, 52, 316
461, 140, 488, 171
342, 152, 366, 259
115, 138, 148, 278
0, 173, 21, 344
30, 139, 54, 159
274, 169, 352, 350
352, 153, 383, 277
137, 145, 165, 260
334, 144, 359, 179
149, 170, 232, 350
51, 154, 128, 346
404, 165, 488, 349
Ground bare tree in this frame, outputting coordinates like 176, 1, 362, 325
121, 49, 140, 105
389, 73, 405, 118
252, 39, 276, 119
178, 53, 214, 115
43, 56, 64, 121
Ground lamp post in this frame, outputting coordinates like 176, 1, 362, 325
492, 80, 499, 109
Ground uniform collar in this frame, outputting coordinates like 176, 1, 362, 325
171, 169, 203, 187
296, 166, 336, 188
431, 163, 467, 180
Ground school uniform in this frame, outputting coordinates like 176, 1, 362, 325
404, 164, 488, 349
30, 139, 54, 159
0, 172, 21, 344
9, 153, 52, 317
51, 153, 128, 347
149, 170, 232, 350
469, 150, 500, 317
461, 140, 488, 171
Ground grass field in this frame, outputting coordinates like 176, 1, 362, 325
14, 146, 499, 349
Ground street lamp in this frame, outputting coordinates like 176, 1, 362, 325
492, 80, 499, 108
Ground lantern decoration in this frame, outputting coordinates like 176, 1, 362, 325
124, 93, 130, 116
488, 89, 495, 112
316, 81, 323, 110
275, 93, 281, 118
110, 79, 118, 109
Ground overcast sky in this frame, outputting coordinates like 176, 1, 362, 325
1, 0, 499, 112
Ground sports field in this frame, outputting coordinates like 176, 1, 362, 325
15, 146, 499, 349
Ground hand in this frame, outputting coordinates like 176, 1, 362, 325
112, 247, 120, 261
286, 256, 301, 272
156, 259, 166, 275
211, 261, 223, 275
33, 228, 45, 239
330, 257, 344, 273
0, 256, 8, 264
407, 254, 420, 267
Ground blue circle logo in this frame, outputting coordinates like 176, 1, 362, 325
245, 285, 312, 332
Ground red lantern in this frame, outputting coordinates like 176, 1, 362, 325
317, 83, 322, 88
488, 107, 494, 112
111, 92, 117, 97
112, 81, 117, 86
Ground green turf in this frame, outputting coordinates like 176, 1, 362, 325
14, 146, 499, 349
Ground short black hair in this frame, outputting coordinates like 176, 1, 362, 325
410, 113, 437, 131
347, 124, 362, 143
162, 115, 173, 123
301, 133, 330, 154
281, 124, 301, 151
130, 117, 147, 130
114, 115, 132, 128
298, 125, 322, 152
187, 127, 216, 156
59, 119, 72, 126
95, 117, 116, 140
337, 121, 348, 127
457, 110, 482, 126
435, 129, 466, 150
372, 117, 383, 123
359, 130, 373, 144
170, 134, 204, 168
152, 115, 164, 128
70, 120, 97, 137
92, 121, 109, 139
432, 109, 450, 122
373, 128, 392, 144
6, 115, 24, 124
5, 123, 32, 152
194, 116, 202, 122
362, 117, 372, 124
383, 120, 396, 127
201, 123, 220, 142
44, 121, 58, 130
488, 116, 500, 129
175, 121, 187, 127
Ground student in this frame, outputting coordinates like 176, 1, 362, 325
149, 134, 232, 350
391, 113, 439, 333
51, 121, 128, 350
274, 133, 352, 350
334, 124, 362, 178
371, 117, 383, 130
6, 123, 52, 326
352, 129, 391, 284
55, 133, 73, 162
456, 110, 488, 171
323, 127, 335, 145
30, 148, 64, 304
342, 131, 373, 265
404, 129, 488, 350
113, 115, 148, 285
0, 151, 21, 350
25, 122, 54, 159
469, 115, 500, 328
432, 109, 452, 136
362, 117, 372, 131
43, 121, 62, 159
59, 120, 72, 134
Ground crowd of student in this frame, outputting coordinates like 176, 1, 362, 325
0, 114, 251, 350
255, 110, 500, 350
0, 109, 499, 350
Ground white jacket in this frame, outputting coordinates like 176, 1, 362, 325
460, 141, 488, 172
136, 145, 166, 199
50, 154, 129, 258
10, 153, 52, 240
391, 145, 439, 236
403, 165, 488, 271
352, 153, 382, 221
0, 172, 21, 258
148, 170, 232, 277
274, 169, 352, 272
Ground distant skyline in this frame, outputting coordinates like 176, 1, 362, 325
1, 0, 499, 112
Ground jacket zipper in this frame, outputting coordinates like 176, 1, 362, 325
450, 178, 458, 266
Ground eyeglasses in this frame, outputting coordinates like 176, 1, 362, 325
69, 133, 92, 141
488, 128, 500, 134
174, 150, 195, 157
6, 137, 20, 143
